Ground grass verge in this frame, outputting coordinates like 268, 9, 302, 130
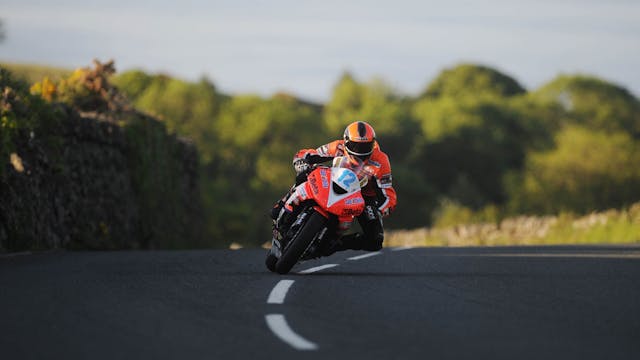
386, 203, 640, 247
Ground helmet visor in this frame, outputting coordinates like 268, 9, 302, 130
346, 140, 374, 158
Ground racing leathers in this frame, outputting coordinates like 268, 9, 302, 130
289, 139, 397, 253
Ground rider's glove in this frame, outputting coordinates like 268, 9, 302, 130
293, 159, 310, 175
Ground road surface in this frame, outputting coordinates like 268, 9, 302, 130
1, 245, 639, 359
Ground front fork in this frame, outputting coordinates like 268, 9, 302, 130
270, 224, 283, 259
270, 206, 309, 259
272, 207, 332, 261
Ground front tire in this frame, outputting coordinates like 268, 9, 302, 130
265, 253, 277, 272
275, 211, 326, 274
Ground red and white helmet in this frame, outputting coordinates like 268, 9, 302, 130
343, 121, 376, 160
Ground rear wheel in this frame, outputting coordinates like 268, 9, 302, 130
275, 211, 326, 274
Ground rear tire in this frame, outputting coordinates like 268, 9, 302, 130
275, 211, 326, 274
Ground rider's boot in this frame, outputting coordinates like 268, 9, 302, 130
321, 233, 364, 257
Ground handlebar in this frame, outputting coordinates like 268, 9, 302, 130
304, 155, 334, 165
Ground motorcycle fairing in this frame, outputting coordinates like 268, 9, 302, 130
286, 167, 364, 219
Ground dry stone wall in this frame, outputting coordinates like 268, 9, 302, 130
0, 107, 204, 251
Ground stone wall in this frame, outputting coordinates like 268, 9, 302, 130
0, 107, 205, 251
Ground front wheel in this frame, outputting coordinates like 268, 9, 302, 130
274, 210, 326, 274
265, 252, 277, 272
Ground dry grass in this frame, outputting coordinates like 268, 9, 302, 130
387, 202, 640, 247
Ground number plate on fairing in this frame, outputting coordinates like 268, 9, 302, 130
325, 168, 361, 208
332, 168, 360, 193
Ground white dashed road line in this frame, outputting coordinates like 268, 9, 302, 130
347, 252, 381, 261
266, 264, 339, 351
265, 314, 318, 351
266, 252, 388, 350
391, 246, 413, 251
267, 280, 295, 304
297, 263, 339, 274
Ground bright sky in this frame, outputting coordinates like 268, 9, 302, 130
2, 0, 639, 102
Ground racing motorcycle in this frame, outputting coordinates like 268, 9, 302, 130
265, 156, 367, 274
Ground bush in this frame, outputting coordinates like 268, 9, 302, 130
508, 126, 640, 214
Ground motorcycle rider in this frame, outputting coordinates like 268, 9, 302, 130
271, 121, 397, 255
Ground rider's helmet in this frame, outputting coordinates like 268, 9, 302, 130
343, 121, 376, 161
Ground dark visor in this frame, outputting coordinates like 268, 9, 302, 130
346, 140, 374, 156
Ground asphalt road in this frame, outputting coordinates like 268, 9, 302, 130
1, 245, 640, 359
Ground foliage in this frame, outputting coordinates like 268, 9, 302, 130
124, 113, 205, 248
113, 72, 222, 163
10, 60, 640, 247
2, 63, 206, 250
30, 60, 129, 113
207, 93, 327, 243
119, 64, 639, 246
432, 199, 500, 228
113, 68, 330, 244
531, 75, 640, 136
421, 64, 526, 99
507, 126, 640, 214
324, 73, 414, 138
386, 202, 640, 247
110, 70, 153, 100
1, 67, 64, 175
412, 97, 532, 208
323, 72, 363, 133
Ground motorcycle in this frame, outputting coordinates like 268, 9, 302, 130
265, 156, 367, 274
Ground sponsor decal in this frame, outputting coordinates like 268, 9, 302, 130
345, 197, 364, 205
317, 145, 329, 156
309, 177, 319, 194
341, 208, 361, 216
320, 169, 329, 188
297, 186, 308, 200
379, 174, 393, 188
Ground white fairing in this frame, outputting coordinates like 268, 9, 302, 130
326, 168, 361, 208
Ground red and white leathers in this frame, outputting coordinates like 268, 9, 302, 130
293, 140, 397, 218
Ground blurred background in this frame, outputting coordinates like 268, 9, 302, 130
1, 0, 640, 249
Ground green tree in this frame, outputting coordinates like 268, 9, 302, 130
111, 70, 153, 100
113, 72, 222, 163
107, 64, 640, 244
421, 64, 526, 99
531, 75, 640, 137
324, 73, 420, 160
210, 93, 327, 244
507, 125, 640, 214
410, 64, 560, 217
412, 96, 536, 208
324, 72, 364, 133
324, 73, 411, 131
